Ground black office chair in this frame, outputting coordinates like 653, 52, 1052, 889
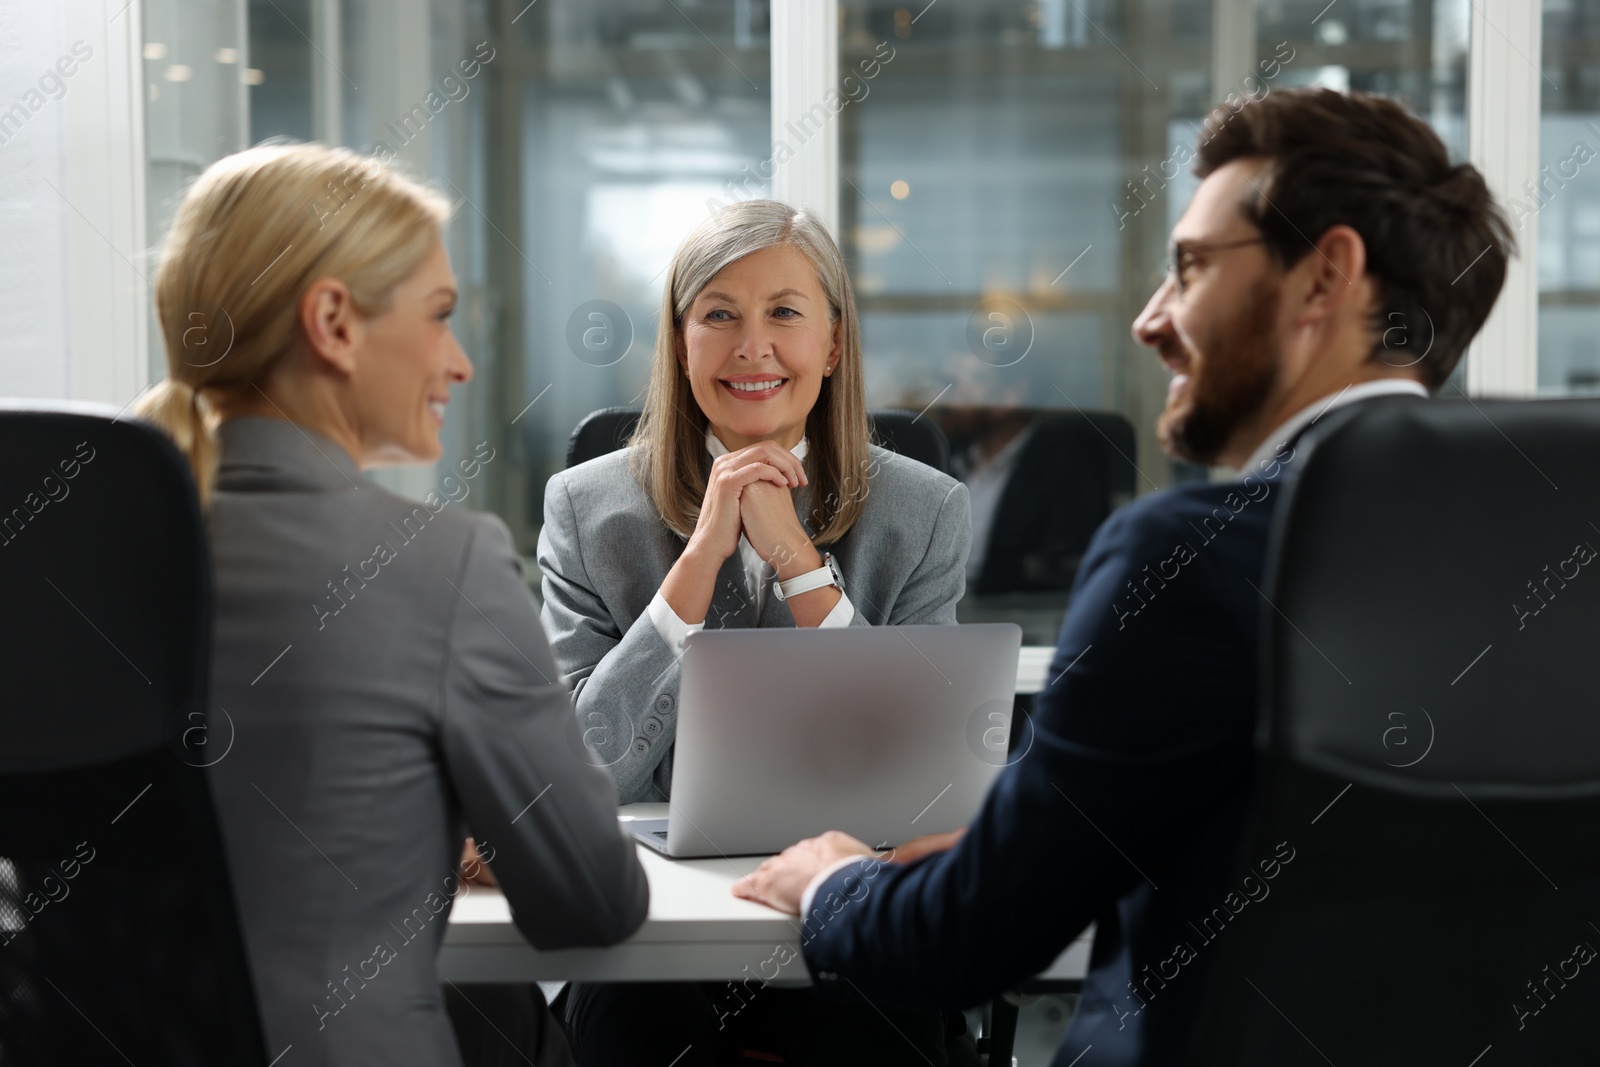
565, 405, 950, 473
565, 405, 643, 469
0, 403, 268, 1066
950, 405, 1138, 1063
1184, 398, 1600, 1064
868, 408, 951, 475
936, 407, 1139, 595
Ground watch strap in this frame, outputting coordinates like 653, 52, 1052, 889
774, 552, 842, 600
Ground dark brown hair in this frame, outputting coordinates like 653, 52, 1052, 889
1195, 88, 1514, 388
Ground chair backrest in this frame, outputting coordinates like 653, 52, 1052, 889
865, 408, 950, 474
937, 407, 1139, 594
565, 405, 950, 473
1191, 398, 1600, 1066
0, 403, 267, 1066
565, 405, 643, 469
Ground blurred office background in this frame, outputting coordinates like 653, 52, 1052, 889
0, 0, 1573, 646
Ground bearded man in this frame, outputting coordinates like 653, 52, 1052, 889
732, 87, 1516, 1067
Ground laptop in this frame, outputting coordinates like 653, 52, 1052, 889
626, 623, 1022, 858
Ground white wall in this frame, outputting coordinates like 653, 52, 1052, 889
0, 0, 146, 405
0, 2, 71, 398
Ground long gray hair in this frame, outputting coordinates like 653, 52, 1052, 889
629, 200, 870, 545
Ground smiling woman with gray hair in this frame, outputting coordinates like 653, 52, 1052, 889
538, 199, 976, 1065
539, 199, 973, 807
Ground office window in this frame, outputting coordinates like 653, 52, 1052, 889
1540, 0, 1600, 395
138, 0, 1470, 636
142, 0, 251, 372
838, 0, 1469, 640
508, 1, 773, 541
141, 0, 771, 541
140, 0, 496, 506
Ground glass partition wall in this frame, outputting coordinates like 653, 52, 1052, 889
836, 0, 1470, 638
508, 2, 773, 535
1540, 0, 1600, 395
141, 0, 1477, 636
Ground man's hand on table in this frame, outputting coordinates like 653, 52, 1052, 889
731, 828, 966, 915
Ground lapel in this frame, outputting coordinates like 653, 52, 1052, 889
986, 423, 1045, 539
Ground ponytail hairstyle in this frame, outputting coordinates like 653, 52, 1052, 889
137, 143, 451, 505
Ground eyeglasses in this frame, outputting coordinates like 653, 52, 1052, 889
1166, 236, 1267, 294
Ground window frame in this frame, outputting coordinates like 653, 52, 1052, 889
81, 0, 1545, 411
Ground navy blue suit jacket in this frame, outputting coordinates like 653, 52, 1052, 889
800, 440, 1300, 1067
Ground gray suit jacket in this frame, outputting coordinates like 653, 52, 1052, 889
205, 417, 647, 1067
537, 444, 972, 804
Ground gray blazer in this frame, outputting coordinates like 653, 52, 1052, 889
537, 444, 972, 804
205, 417, 647, 1067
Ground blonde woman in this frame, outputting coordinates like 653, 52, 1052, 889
137, 143, 646, 1067
538, 200, 975, 1065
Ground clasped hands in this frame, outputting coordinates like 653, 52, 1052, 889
693, 440, 819, 578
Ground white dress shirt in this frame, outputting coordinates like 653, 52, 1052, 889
646, 430, 855, 652
953, 424, 1035, 583
1237, 378, 1429, 477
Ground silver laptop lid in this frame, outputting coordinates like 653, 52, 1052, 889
666, 623, 1022, 857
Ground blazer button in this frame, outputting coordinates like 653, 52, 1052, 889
642, 716, 663, 738
655, 694, 675, 713
631, 737, 650, 755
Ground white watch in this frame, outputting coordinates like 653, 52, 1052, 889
773, 551, 844, 601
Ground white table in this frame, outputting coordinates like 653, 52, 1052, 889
442, 804, 1091, 984
1015, 644, 1053, 695
441, 647, 1083, 985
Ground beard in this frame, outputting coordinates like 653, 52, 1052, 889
1156, 276, 1282, 467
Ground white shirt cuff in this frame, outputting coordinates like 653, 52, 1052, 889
800, 853, 873, 918
817, 591, 855, 628
649, 585, 850, 652
646, 591, 704, 653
